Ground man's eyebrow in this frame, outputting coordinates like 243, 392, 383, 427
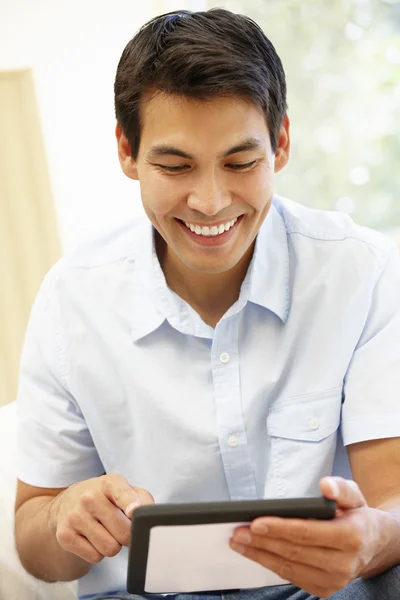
147, 137, 264, 160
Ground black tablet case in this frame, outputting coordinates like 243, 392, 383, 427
127, 497, 336, 594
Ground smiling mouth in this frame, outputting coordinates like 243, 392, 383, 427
177, 216, 242, 237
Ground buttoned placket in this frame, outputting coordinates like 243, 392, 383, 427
211, 313, 258, 500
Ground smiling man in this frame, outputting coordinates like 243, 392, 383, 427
117, 91, 287, 328
14, 8, 400, 600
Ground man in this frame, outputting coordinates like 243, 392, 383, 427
14, 8, 400, 600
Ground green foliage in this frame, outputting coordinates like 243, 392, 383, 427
211, 0, 400, 230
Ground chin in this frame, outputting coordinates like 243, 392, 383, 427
184, 259, 238, 275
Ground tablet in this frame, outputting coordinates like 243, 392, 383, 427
127, 496, 336, 594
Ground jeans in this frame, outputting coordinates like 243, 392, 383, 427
86, 564, 400, 599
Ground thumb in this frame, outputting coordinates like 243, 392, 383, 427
103, 475, 142, 518
125, 486, 155, 519
320, 476, 367, 511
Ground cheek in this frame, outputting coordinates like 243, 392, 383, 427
255, 168, 275, 204
240, 178, 273, 213
141, 178, 183, 217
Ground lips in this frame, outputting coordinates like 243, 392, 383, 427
176, 216, 242, 247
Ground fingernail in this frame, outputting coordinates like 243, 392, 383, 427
230, 541, 245, 554
329, 479, 340, 498
234, 530, 252, 544
347, 479, 359, 491
125, 501, 140, 517
252, 522, 269, 535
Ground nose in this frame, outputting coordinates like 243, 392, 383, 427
186, 172, 232, 216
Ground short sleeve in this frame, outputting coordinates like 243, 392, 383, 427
16, 265, 105, 487
342, 246, 400, 446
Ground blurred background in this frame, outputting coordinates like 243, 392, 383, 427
1, 0, 399, 406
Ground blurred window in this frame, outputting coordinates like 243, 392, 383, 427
201, 0, 400, 239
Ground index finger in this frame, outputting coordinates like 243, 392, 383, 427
92, 496, 134, 547
250, 516, 349, 550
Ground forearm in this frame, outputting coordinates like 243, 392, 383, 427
15, 495, 92, 583
362, 497, 400, 578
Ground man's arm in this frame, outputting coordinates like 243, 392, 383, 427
14, 481, 93, 582
347, 436, 400, 576
14, 474, 153, 584
228, 436, 400, 598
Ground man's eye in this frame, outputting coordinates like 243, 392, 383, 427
157, 160, 257, 173
228, 160, 257, 170
157, 165, 188, 172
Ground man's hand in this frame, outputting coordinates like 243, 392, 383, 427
230, 477, 387, 598
50, 473, 154, 565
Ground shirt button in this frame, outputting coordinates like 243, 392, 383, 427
228, 435, 238, 447
308, 418, 319, 430
219, 352, 230, 363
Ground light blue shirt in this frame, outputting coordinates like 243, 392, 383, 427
16, 196, 400, 598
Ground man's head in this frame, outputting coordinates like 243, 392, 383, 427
114, 9, 290, 276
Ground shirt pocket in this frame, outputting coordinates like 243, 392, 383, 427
264, 387, 343, 499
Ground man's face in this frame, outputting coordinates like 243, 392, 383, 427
117, 92, 289, 275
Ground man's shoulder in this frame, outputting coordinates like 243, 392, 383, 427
63, 217, 147, 268
273, 195, 395, 257
39, 217, 149, 300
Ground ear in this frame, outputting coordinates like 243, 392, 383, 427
115, 123, 139, 180
274, 113, 290, 174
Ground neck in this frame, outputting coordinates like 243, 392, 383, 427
157, 234, 255, 328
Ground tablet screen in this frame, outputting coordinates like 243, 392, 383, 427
145, 521, 289, 593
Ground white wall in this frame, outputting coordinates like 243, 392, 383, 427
0, 0, 194, 254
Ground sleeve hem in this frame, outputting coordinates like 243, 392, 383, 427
342, 416, 400, 446
16, 465, 106, 488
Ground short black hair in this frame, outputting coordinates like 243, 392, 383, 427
114, 8, 287, 160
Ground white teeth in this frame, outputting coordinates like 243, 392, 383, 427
184, 217, 238, 237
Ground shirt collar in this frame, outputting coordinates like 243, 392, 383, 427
130, 196, 290, 342
246, 198, 290, 323
130, 219, 172, 342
